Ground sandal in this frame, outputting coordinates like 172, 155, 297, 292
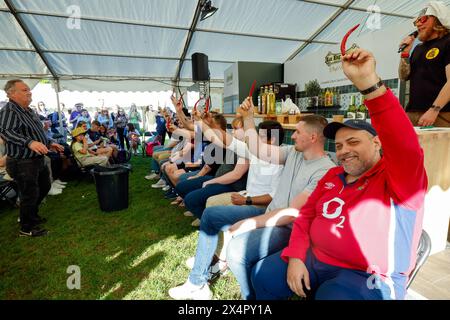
171, 197, 183, 205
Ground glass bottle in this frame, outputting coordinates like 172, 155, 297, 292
357, 96, 367, 120
346, 95, 357, 119
261, 86, 268, 114
268, 85, 276, 115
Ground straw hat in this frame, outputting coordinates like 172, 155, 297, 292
71, 127, 87, 137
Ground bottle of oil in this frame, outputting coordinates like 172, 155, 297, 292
325, 88, 332, 107
261, 86, 268, 114
258, 86, 264, 113
268, 85, 276, 115
318, 89, 325, 107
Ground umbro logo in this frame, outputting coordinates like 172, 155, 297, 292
324, 182, 335, 190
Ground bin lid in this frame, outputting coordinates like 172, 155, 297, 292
91, 164, 131, 176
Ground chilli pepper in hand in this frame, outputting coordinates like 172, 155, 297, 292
341, 24, 360, 56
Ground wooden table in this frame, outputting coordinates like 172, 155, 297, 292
415, 128, 450, 246
416, 128, 450, 191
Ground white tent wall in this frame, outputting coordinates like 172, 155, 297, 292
284, 18, 415, 90
12, 0, 197, 27
2, 0, 450, 92
196, 0, 339, 40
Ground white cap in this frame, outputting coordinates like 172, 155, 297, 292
419, 1, 450, 30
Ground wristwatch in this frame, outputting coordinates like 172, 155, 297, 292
359, 79, 385, 95
246, 196, 253, 206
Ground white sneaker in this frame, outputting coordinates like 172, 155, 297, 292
54, 179, 67, 185
151, 179, 167, 188
145, 173, 159, 180
183, 211, 194, 217
209, 260, 229, 279
185, 257, 228, 279
186, 256, 195, 269
52, 182, 66, 189
191, 218, 201, 227
162, 185, 171, 191
168, 280, 212, 300
48, 186, 63, 196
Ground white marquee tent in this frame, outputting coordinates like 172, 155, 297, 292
1, 0, 450, 92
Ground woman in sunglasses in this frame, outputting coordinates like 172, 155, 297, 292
398, 1, 450, 127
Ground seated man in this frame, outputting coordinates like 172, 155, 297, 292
250, 49, 427, 300
70, 127, 109, 167
182, 109, 335, 300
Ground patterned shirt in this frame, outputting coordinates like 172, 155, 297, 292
0, 100, 48, 159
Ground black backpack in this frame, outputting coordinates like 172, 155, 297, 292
114, 149, 131, 164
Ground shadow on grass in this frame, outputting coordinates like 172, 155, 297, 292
0, 156, 202, 299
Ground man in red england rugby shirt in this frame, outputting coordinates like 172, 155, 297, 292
250, 48, 428, 300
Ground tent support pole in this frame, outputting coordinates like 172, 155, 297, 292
54, 79, 64, 136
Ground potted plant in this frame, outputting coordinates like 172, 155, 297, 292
305, 80, 321, 108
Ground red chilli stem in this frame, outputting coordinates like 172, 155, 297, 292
340, 24, 360, 56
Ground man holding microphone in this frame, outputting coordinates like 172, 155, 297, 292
398, 1, 450, 127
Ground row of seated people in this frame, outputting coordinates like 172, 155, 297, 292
70, 120, 120, 168
144, 49, 427, 301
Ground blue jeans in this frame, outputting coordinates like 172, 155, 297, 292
226, 226, 292, 300
178, 170, 200, 182
184, 184, 237, 218
189, 205, 266, 286
175, 175, 214, 198
251, 249, 394, 300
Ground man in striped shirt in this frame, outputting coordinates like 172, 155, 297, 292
0, 79, 64, 237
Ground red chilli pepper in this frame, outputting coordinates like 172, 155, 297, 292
177, 93, 184, 106
340, 24, 360, 56
193, 98, 201, 113
248, 80, 256, 98
205, 97, 210, 113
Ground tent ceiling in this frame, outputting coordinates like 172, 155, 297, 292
1, 0, 450, 92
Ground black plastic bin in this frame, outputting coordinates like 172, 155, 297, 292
91, 164, 132, 212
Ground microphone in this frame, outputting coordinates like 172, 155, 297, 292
398, 31, 418, 53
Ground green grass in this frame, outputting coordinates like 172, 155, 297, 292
0, 156, 241, 300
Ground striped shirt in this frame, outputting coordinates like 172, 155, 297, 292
0, 100, 48, 159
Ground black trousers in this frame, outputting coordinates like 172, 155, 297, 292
116, 127, 130, 150
6, 156, 51, 231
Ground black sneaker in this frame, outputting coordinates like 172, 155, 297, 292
164, 190, 178, 200
33, 217, 47, 225
19, 227, 49, 237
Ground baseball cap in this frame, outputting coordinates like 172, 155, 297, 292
324, 119, 377, 140
418, 1, 450, 29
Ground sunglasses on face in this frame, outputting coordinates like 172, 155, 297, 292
414, 15, 429, 26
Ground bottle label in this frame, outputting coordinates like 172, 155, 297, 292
276, 101, 282, 114
356, 112, 366, 120
347, 112, 356, 119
